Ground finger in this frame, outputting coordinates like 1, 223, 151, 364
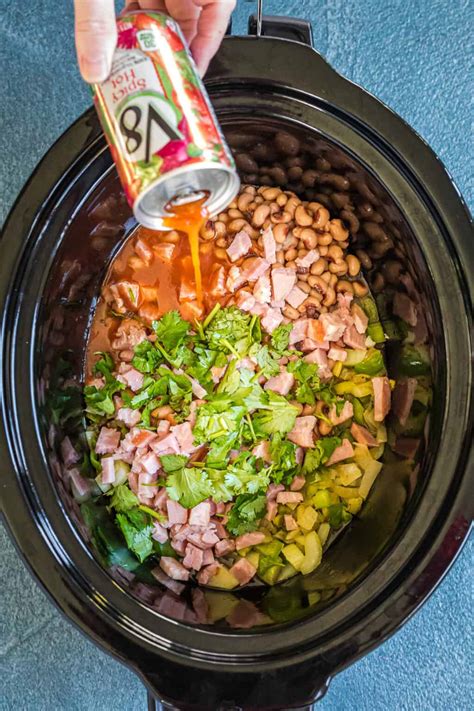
74, 0, 117, 83
190, 0, 235, 75
165, 0, 201, 46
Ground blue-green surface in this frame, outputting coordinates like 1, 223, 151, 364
0, 1, 472, 709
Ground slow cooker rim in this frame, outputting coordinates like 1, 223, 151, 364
1, 34, 473, 682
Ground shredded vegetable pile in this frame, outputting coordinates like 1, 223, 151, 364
73, 290, 393, 589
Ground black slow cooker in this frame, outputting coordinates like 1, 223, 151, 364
1, 15, 472, 711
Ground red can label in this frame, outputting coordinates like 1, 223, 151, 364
92, 11, 235, 209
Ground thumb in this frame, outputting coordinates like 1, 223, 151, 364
74, 0, 117, 83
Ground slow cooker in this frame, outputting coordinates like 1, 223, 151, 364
1, 13, 472, 711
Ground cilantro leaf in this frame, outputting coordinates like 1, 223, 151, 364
205, 467, 235, 503
226, 492, 267, 536
302, 436, 341, 474
252, 344, 280, 378
85, 352, 125, 422
287, 360, 321, 405
224, 452, 270, 495
206, 432, 239, 468
269, 433, 299, 484
115, 509, 154, 563
107, 484, 139, 512
193, 398, 246, 444
252, 392, 299, 436
132, 340, 162, 373
270, 323, 292, 355
152, 310, 190, 351
166, 465, 212, 508
160, 453, 188, 473
204, 306, 254, 355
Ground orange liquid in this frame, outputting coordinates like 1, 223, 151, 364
163, 196, 207, 304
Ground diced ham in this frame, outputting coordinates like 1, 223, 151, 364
372, 376, 391, 422
328, 346, 347, 362
120, 366, 144, 392
111, 320, 147, 350
252, 440, 271, 463
226, 230, 252, 262
166, 499, 188, 525
209, 265, 226, 297
266, 483, 285, 501
152, 522, 169, 544
295, 249, 319, 269
60, 436, 80, 467
153, 242, 175, 261
329, 400, 354, 425
253, 274, 272, 304
128, 471, 139, 494
151, 566, 184, 595
235, 532, 266, 550
237, 357, 256, 371
288, 416, 317, 448
261, 307, 284, 333
266, 499, 278, 521
271, 267, 297, 302
337, 292, 354, 310
290, 475, 305, 491
132, 429, 158, 448
276, 491, 304, 504
188, 501, 211, 527
230, 557, 257, 586
180, 300, 203, 322
196, 563, 219, 585
392, 378, 417, 426
135, 237, 153, 264
286, 286, 307, 309
284, 514, 298, 531
393, 292, 418, 326
183, 543, 204, 570
327, 438, 354, 465
202, 548, 215, 566
201, 529, 220, 547
215, 539, 235, 557
214, 522, 228, 539
343, 325, 366, 350
151, 432, 180, 455
139, 451, 161, 474
264, 371, 295, 396
171, 422, 195, 454
138, 471, 158, 498
170, 538, 187, 556
226, 265, 245, 292
241, 257, 271, 283
235, 289, 256, 311
289, 319, 309, 344
262, 226, 277, 264
116, 407, 141, 427
101, 457, 116, 484
190, 377, 207, 399
306, 319, 329, 345
154, 487, 168, 510
352, 303, 369, 334
351, 422, 378, 447
159, 556, 190, 581
108, 281, 141, 312
319, 313, 347, 342
211, 365, 227, 383
304, 348, 332, 380
157, 420, 170, 435
96, 427, 121, 455
179, 279, 197, 302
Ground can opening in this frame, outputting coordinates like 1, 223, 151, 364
167, 189, 209, 211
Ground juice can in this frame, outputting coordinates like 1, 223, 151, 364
91, 10, 239, 229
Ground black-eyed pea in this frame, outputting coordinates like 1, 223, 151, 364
298, 272, 309, 282
340, 208, 360, 234
329, 219, 349, 242
327, 244, 343, 261
254, 195, 265, 204
286, 260, 297, 269
271, 210, 292, 224
346, 254, 361, 277
297, 248, 308, 258
302, 404, 316, 416
297, 280, 311, 293
305, 294, 323, 306
317, 231, 332, 246
336, 279, 354, 293
215, 237, 227, 248
273, 223, 289, 244
316, 157, 331, 172
286, 196, 301, 217
243, 185, 257, 195
214, 247, 228, 261
320, 271, 332, 284
228, 208, 243, 220
319, 245, 329, 256
252, 204, 271, 228
162, 230, 180, 244
214, 221, 227, 238
276, 192, 288, 206
295, 204, 314, 227
300, 227, 318, 249
310, 258, 327, 275
200, 221, 215, 240
356, 249, 372, 269
308, 274, 326, 291
218, 212, 229, 223
276, 250, 285, 264
313, 207, 330, 230
261, 187, 281, 201
283, 305, 300, 320
284, 247, 298, 261
318, 420, 333, 436
237, 192, 254, 212
329, 259, 348, 276
323, 287, 336, 306
353, 280, 369, 296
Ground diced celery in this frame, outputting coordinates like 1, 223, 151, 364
207, 566, 239, 590
286, 529, 300, 541
317, 522, 330, 546
114, 460, 130, 486
295, 534, 306, 548
354, 349, 385, 376
345, 349, 368, 366
358, 295, 379, 323
352, 398, 365, 425
346, 497, 363, 515
277, 563, 299, 582
282, 544, 305, 570
335, 381, 374, 398
296, 505, 318, 531
246, 551, 260, 569
256, 540, 284, 557
258, 564, 283, 586
367, 322, 385, 344
359, 459, 383, 499
312, 490, 332, 509
333, 463, 362, 486
332, 361, 343, 378
300, 531, 323, 575
333, 485, 360, 499
95, 474, 111, 494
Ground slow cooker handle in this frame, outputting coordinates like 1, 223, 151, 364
247, 13, 313, 47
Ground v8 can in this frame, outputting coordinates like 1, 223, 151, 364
91, 10, 239, 229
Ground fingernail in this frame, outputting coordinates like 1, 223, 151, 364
80, 57, 110, 83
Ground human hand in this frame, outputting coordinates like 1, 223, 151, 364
74, 0, 235, 83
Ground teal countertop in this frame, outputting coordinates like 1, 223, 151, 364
1, 1, 472, 709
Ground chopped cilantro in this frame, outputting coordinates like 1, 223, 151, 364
270, 323, 292, 355
252, 392, 299, 436
165, 463, 213, 508
107, 484, 139, 512
115, 508, 154, 563
152, 310, 190, 351
302, 436, 341, 473
226, 492, 267, 536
